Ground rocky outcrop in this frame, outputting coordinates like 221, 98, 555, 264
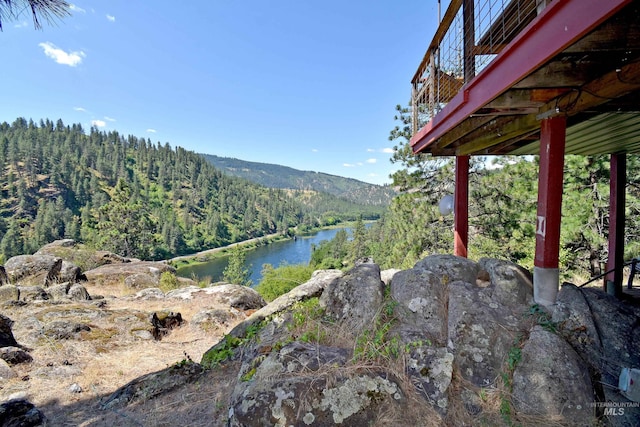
3, 253, 85, 288
2, 244, 638, 426
124, 272, 159, 289
512, 326, 594, 424
84, 261, 175, 282
194, 255, 640, 425
34, 239, 77, 254
553, 283, 640, 426
0, 399, 46, 426
319, 261, 384, 336
166, 284, 266, 310
0, 314, 18, 348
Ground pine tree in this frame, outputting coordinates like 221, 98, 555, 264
222, 246, 252, 286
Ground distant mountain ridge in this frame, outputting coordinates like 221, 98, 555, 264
201, 154, 396, 206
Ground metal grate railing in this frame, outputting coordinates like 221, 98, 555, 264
411, 0, 544, 135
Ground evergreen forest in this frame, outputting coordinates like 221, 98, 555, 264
0, 117, 384, 262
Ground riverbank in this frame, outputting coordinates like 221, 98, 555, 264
168, 233, 285, 267
168, 220, 374, 272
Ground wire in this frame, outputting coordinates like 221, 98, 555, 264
616, 60, 640, 85
578, 258, 637, 288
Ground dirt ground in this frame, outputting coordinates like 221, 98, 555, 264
1, 280, 245, 426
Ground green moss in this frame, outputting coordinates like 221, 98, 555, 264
240, 367, 257, 382
201, 318, 270, 368
201, 335, 242, 368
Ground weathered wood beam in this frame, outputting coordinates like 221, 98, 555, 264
453, 61, 640, 156
540, 60, 640, 117
432, 116, 495, 151
455, 114, 539, 155
564, 5, 640, 53
514, 59, 605, 89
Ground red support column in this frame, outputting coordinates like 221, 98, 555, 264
534, 116, 566, 306
605, 153, 626, 297
454, 155, 469, 258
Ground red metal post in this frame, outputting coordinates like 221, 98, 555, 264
454, 155, 469, 258
533, 116, 566, 306
605, 153, 626, 297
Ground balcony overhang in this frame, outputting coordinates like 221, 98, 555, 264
410, 0, 640, 157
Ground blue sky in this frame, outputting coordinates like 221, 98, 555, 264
0, 1, 441, 185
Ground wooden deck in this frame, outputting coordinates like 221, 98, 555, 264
411, 0, 640, 157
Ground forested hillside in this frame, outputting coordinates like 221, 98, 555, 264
202, 154, 396, 206
0, 118, 383, 261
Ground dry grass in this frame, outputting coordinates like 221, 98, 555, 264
0, 278, 249, 426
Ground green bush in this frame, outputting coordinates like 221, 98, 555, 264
255, 263, 314, 301
159, 271, 180, 292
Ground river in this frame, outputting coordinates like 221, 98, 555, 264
176, 227, 350, 286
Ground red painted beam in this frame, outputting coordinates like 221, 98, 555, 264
605, 154, 626, 296
454, 155, 469, 257
411, 0, 632, 154
534, 117, 566, 269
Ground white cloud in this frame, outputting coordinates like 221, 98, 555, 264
106, 15, 116, 22
343, 163, 355, 167
104, 116, 116, 122
146, 129, 157, 133
366, 148, 375, 152
14, 21, 28, 28
382, 147, 394, 154
366, 158, 377, 164
91, 120, 106, 127
311, 148, 318, 153
74, 107, 86, 112
39, 42, 85, 67
69, 4, 86, 13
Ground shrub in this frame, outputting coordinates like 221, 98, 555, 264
255, 263, 314, 301
159, 271, 179, 292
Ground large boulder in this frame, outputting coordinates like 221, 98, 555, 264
4, 254, 62, 284
124, 273, 159, 289
553, 284, 640, 426
0, 346, 33, 365
59, 260, 85, 283
84, 261, 175, 283
16, 286, 49, 302
0, 314, 18, 348
34, 239, 77, 255
191, 308, 244, 333
200, 283, 267, 310
46, 283, 91, 301
319, 261, 384, 336
43, 321, 91, 340
95, 257, 640, 426
0, 399, 46, 426
228, 341, 404, 426
166, 284, 266, 310
512, 326, 595, 424
391, 265, 449, 346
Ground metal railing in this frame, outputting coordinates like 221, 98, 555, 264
411, 0, 545, 135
